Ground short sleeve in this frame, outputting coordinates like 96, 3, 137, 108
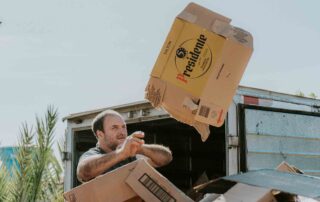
78, 147, 103, 163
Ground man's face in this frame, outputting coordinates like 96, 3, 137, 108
100, 115, 128, 151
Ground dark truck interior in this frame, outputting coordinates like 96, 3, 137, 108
73, 118, 226, 196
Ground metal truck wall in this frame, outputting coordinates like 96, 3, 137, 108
241, 106, 320, 177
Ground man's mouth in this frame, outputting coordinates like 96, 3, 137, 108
117, 136, 126, 141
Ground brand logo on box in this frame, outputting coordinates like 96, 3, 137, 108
175, 34, 212, 83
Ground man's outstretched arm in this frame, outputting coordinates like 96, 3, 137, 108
137, 144, 172, 167
77, 150, 125, 182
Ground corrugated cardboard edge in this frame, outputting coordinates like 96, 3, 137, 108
145, 76, 166, 108
125, 159, 194, 202
164, 105, 210, 141
145, 76, 211, 141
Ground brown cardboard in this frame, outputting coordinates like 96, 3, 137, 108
63, 161, 138, 202
200, 193, 225, 202
64, 159, 192, 202
126, 159, 193, 202
196, 162, 316, 201
145, 2, 253, 141
219, 162, 303, 202
276, 161, 304, 174
273, 161, 300, 201
222, 183, 277, 202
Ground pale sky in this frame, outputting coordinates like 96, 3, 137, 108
0, 0, 319, 147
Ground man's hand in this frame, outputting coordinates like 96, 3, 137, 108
117, 131, 145, 159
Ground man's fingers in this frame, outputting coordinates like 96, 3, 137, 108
128, 141, 143, 156
121, 136, 145, 157
131, 138, 144, 145
132, 131, 145, 139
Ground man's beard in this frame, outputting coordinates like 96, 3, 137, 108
106, 141, 118, 151
104, 132, 126, 151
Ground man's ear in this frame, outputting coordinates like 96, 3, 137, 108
96, 130, 104, 139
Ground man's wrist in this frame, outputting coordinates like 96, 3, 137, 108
137, 144, 146, 155
115, 148, 126, 161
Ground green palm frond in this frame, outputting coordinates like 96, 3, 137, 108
3, 105, 63, 202
10, 123, 34, 202
0, 165, 10, 201
40, 150, 64, 202
29, 106, 59, 201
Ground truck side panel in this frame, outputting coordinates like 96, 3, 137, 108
241, 106, 320, 176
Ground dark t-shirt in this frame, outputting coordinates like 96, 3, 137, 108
79, 146, 137, 174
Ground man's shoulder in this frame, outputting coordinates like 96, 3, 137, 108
79, 146, 105, 161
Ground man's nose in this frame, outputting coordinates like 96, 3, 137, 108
120, 127, 127, 134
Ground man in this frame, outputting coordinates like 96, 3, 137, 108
77, 109, 173, 182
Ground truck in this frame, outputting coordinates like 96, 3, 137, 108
62, 86, 320, 194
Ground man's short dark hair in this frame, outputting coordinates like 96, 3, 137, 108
92, 109, 122, 137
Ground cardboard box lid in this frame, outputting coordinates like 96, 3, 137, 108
179, 2, 253, 48
126, 159, 193, 202
177, 2, 231, 32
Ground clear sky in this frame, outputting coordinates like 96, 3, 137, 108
0, 0, 319, 147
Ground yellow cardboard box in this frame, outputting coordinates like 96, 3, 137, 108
145, 2, 253, 141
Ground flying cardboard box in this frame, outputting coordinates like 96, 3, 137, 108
145, 2, 253, 141
63, 159, 193, 202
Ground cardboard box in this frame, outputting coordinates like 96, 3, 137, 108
222, 183, 277, 202
276, 161, 304, 174
198, 184, 277, 202
200, 193, 224, 202
64, 159, 193, 202
63, 161, 138, 202
126, 158, 193, 202
196, 162, 320, 201
222, 162, 310, 202
145, 2, 253, 141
